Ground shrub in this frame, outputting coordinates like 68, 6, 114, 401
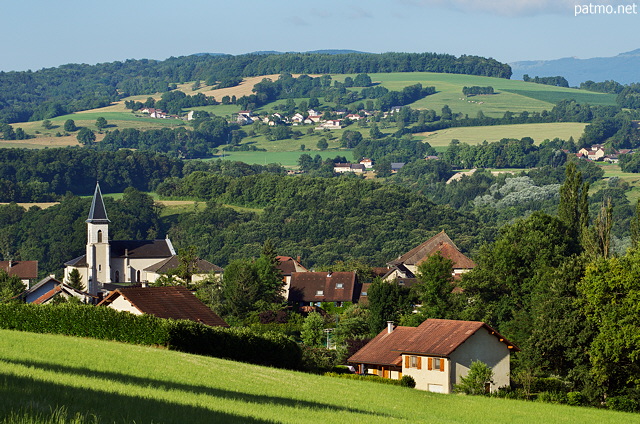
0, 303, 302, 370
454, 360, 493, 395
301, 345, 340, 373
567, 391, 586, 406
399, 375, 416, 388
324, 372, 414, 388
607, 396, 639, 413
536, 391, 568, 404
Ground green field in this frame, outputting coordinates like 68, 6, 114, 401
0, 330, 633, 424
364, 72, 617, 118
417, 122, 588, 149
211, 149, 353, 167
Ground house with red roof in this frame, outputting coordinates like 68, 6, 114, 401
1, 260, 38, 288
385, 231, 476, 281
276, 256, 308, 297
348, 318, 518, 393
98, 286, 228, 327
288, 271, 360, 308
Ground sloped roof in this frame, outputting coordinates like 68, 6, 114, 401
65, 255, 88, 267
21, 276, 61, 296
97, 286, 228, 327
87, 183, 110, 224
348, 319, 518, 366
389, 231, 476, 270
0, 261, 38, 279
276, 256, 308, 276
144, 255, 223, 274
110, 240, 174, 259
32, 283, 94, 305
288, 272, 359, 303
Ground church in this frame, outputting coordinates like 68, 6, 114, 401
64, 183, 177, 296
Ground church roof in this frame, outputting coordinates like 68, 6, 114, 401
87, 183, 110, 224
111, 240, 175, 259
144, 255, 223, 274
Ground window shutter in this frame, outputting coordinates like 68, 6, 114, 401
405, 356, 410, 368
427, 357, 432, 370
440, 359, 445, 372
417, 356, 422, 370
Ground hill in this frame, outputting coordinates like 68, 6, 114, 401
0, 329, 632, 424
510, 48, 640, 86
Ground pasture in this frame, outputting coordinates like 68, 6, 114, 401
0, 330, 633, 424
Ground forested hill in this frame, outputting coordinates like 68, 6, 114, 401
0, 52, 511, 124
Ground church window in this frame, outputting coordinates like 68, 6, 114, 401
115, 271, 119, 283
97, 230, 102, 243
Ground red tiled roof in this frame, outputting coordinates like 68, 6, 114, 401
98, 286, 228, 327
288, 272, 359, 303
348, 319, 518, 365
276, 256, 308, 275
1, 261, 38, 279
389, 231, 476, 270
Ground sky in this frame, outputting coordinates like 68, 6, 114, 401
1, 0, 638, 72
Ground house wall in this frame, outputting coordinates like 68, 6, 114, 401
107, 296, 142, 315
402, 355, 451, 393
366, 365, 402, 380
448, 328, 512, 392
111, 258, 167, 283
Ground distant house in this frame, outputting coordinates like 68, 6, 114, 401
308, 115, 323, 123
333, 163, 365, 173
98, 286, 229, 327
345, 113, 362, 121
319, 120, 342, 129
348, 318, 518, 393
359, 158, 373, 169
385, 231, 476, 281
390, 162, 405, 173
276, 256, 308, 298
1, 260, 38, 288
288, 271, 360, 307
291, 113, 305, 124
143, 255, 223, 284
577, 145, 605, 161
17, 276, 94, 304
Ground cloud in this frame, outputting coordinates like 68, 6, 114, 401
348, 6, 373, 19
406, 0, 619, 17
310, 9, 332, 19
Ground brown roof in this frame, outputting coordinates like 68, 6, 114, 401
110, 240, 175, 259
98, 286, 228, 327
144, 255, 223, 274
348, 319, 518, 365
288, 272, 359, 303
1, 261, 38, 279
389, 231, 476, 270
276, 256, 308, 276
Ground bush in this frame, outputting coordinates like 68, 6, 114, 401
567, 391, 586, 406
536, 391, 568, 404
0, 303, 302, 370
607, 396, 640, 413
301, 345, 340, 373
399, 375, 416, 388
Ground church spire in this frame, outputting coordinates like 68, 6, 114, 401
87, 182, 110, 224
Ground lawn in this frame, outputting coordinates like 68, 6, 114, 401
415, 122, 588, 149
0, 330, 634, 424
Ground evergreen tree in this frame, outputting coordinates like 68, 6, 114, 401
558, 162, 589, 244
0, 269, 25, 303
414, 252, 455, 319
65, 268, 84, 291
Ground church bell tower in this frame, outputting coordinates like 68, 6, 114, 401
86, 183, 111, 294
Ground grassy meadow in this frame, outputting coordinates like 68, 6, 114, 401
416, 122, 588, 149
0, 329, 634, 424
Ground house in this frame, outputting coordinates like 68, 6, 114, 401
143, 255, 223, 284
346, 114, 362, 121
1, 260, 38, 288
307, 109, 320, 116
577, 145, 605, 161
359, 158, 373, 169
385, 231, 476, 281
319, 120, 342, 129
333, 163, 365, 173
390, 162, 405, 173
348, 318, 519, 393
291, 113, 305, 123
64, 183, 178, 296
276, 256, 308, 297
98, 286, 229, 327
288, 271, 360, 307
307, 115, 323, 123
17, 276, 94, 304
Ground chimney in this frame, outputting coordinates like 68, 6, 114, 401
327, 272, 332, 277
296, 255, 301, 263
387, 321, 394, 334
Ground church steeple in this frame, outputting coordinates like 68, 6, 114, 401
87, 182, 110, 224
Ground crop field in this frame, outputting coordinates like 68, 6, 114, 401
415, 122, 588, 149
0, 330, 633, 424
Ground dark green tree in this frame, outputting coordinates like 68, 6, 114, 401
454, 361, 494, 395
367, 278, 412, 334
558, 162, 589, 244
0, 269, 25, 303
369, 124, 383, 140
65, 268, 84, 291
95, 117, 108, 130
414, 252, 455, 319
77, 128, 96, 145
42, 120, 53, 130
64, 119, 77, 132
301, 312, 325, 347
316, 138, 328, 151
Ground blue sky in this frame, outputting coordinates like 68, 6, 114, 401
1, 0, 638, 72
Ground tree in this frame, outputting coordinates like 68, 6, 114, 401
95, 117, 108, 130
42, 120, 53, 130
316, 138, 328, 151
558, 162, 589, 244
581, 197, 613, 260
369, 124, 383, 140
367, 278, 412, 334
65, 268, 84, 291
454, 361, 494, 395
414, 252, 454, 319
77, 128, 96, 145
0, 269, 25, 303
301, 311, 325, 347
64, 119, 77, 132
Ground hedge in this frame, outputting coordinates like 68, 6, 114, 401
0, 303, 302, 370
324, 372, 416, 388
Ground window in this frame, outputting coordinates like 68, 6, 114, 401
316, 290, 324, 296
335, 283, 344, 289
434, 358, 441, 370
405, 355, 421, 369
410, 356, 417, 368
114, 271, 119, 283
361, 291, 367, 296
97, 230, 102, 243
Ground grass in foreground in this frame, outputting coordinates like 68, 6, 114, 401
0, 330, 634, 424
